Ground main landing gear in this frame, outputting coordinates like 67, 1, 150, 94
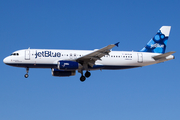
80, 71, 91, 82
24, 67, 29, 78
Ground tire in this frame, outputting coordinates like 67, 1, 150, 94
80, 76, 86, 82
24, 74, 29, 78
85, 71, 91, 78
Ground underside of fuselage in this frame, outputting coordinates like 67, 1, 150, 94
5, 63, 140, 70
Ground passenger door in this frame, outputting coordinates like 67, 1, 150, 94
25, 50, 30, 60
137, 53, 143, 63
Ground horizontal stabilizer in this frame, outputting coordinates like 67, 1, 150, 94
152, 51, 175, 60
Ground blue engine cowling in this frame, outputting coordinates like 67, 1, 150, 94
52, 68, 76, 77
57, 61, 79, 70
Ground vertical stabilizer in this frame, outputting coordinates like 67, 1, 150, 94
140, 26, 171, 53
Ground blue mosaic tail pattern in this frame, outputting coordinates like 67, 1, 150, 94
140, 26, 171, 54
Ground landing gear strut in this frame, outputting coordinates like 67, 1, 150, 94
80, 70, 86, 82
24, 67, 29, 78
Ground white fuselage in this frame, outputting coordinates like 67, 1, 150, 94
3, 49, 174, 70
3, 26, 175, 81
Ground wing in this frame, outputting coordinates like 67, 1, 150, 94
76, 42, 119, 68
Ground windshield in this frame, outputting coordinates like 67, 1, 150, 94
10, 53, 19, 56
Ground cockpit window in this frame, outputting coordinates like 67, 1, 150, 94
10, 53, 19, 56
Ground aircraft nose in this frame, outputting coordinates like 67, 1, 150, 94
3, 57, 10, 64
3, 57, 7, 63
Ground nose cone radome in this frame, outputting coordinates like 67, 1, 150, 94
3, 57, 10, 64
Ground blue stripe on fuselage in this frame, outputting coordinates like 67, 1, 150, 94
5, 63, 140, 70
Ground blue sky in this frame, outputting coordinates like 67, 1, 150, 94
0, 0, 180, 120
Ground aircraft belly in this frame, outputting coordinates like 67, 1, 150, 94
5, 63, 57, 68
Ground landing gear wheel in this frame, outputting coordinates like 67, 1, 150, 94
24, 67, 29, 78
24, 74, 29, 78
85, 71, 91, 78
80, 76, 86, 82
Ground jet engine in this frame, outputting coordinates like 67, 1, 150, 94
57, 61, 79, 70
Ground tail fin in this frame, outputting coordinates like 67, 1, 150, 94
140, 26, 171, 53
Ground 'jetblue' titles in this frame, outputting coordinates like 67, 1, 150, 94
35, 51, 61, 58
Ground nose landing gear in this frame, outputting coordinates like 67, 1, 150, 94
24, 68, 29, 78
24, 74, 29, 78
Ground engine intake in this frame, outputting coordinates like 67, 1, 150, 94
52, 68, 76, 77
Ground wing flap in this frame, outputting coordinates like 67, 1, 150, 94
75, 42, 119, 69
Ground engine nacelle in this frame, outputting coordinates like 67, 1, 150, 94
52, 68, 76, 77
57, 61, 79, 70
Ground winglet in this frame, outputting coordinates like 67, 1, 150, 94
115, 42, 120, 47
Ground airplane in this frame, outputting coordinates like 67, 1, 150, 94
3, 26, 175, 82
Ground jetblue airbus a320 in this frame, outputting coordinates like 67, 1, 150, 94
3, 26, 175, 82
